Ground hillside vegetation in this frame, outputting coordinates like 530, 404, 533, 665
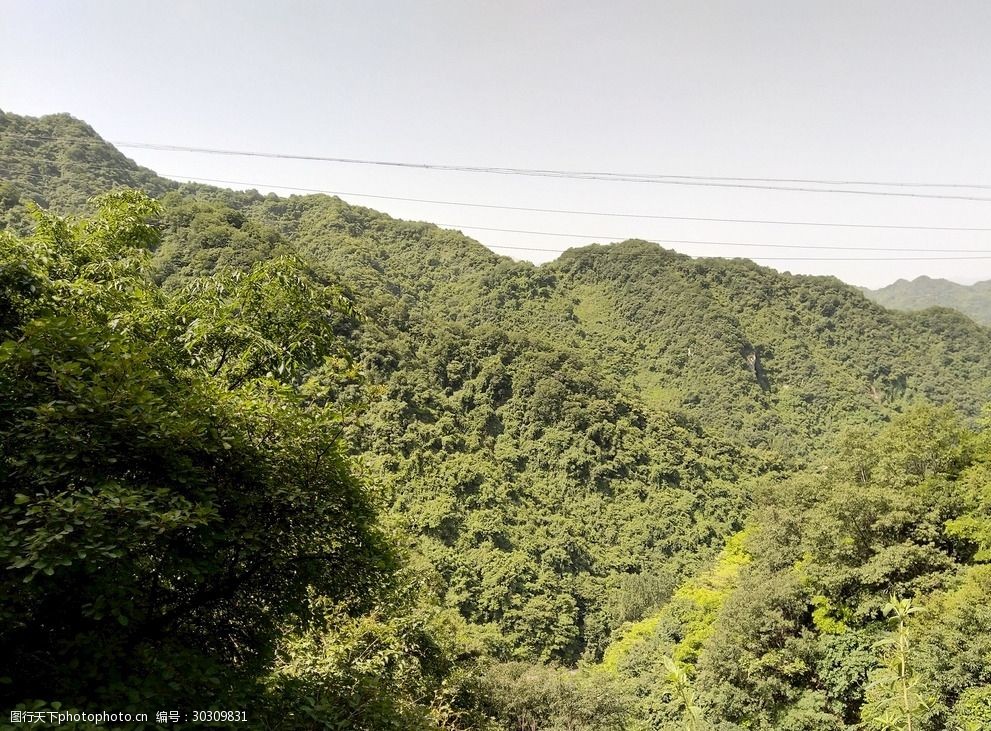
2, 110, 990, 729
864, 275, 991, 327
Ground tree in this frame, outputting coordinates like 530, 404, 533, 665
661, 656, 709, 731
0, 191, 389, 709
862, 597, 931, 731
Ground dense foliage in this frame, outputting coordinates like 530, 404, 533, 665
0, 110, 172, 223
1, 111, 989, 729
600, 406, 991, 729
0, 192, 393, 722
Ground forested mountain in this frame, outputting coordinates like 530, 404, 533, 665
0, 110, 173, 217
864, 275, 991, 327
2, 111, 990, 730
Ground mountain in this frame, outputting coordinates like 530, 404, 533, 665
0, 109, 173, 217
864, 275, 991, 326
5, 110, 988, 455
3, 110, 990, 730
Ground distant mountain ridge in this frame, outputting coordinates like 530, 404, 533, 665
3, 109, 990, 453
863, 275, 991, 326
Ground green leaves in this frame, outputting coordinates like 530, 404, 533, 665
172, 254, 357, 389
4, 111, 991, 730
0, 191, 388, 713
862, 596, 934, 731
661, 656, 709, 731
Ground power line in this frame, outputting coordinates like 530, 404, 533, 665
173, 175, 991, 233
4, 156, 991, 262
4, 130, 991, 202
7, 149, 991, 233
484, 243, 991, 261
6, 131, 990, 188
11, 165, 991, 256
435, 224, 991, 253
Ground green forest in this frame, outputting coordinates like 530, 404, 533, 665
2, 110, 990, 730
864, 277, 991, 328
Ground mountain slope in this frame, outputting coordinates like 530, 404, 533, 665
3, 111, 991, 729
0, 109, 173, 227
148, 189, 991, 456
864, 275, 991, 326
4, 109, 989, 453
3, 111, 991, 641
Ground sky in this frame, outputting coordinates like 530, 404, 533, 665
2, 0, 991, 288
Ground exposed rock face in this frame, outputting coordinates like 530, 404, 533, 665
744, 347, 770, 392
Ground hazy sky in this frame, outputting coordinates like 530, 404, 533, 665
3, 0, 991, 287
